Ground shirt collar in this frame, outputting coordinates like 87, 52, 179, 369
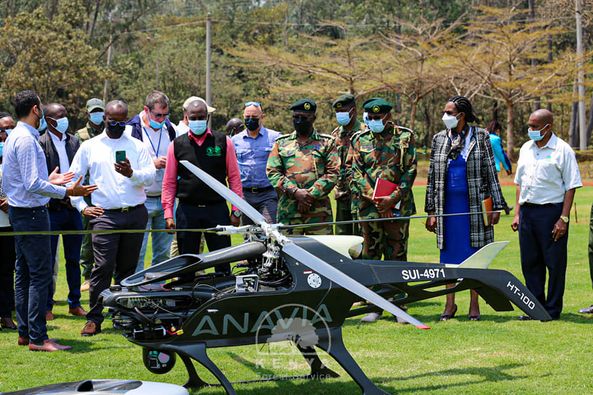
339, 120, 361, 137
290, 130, 320, 140
18, 121, 40, 139
541, 133, 558, 149
242, 127, 266, 139
49, 130, 67, 142
188, 129, 213, 146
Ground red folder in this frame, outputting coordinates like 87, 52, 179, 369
372, 178, 401, 209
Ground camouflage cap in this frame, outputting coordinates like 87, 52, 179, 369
86, 98, 105, 112
332, 94, 356, 109
363, 98, 393, 114
290, 98, 317, 113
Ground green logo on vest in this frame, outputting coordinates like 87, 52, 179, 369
206, 146, 222, 157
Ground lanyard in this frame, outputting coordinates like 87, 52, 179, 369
143, 126, 163, 157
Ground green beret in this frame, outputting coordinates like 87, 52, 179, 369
332, 94, 356, 109
290, 98, 317, 113
363, 98, 393, 114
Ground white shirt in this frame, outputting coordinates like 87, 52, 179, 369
69, 131, 155, 211
514, 133, 582, 205
139, 111, 171, 196
48, 131, 70, 173
176, 121, 189, 137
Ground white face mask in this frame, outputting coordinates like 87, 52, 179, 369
442, 113, 459, 130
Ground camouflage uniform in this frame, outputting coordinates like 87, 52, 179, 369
267, 130, 339, 235
332, 120, 363, 236
349, 125, 417, 260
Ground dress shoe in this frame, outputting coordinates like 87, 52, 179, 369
578, 304, 593, 314
80, 280, 90, 292
81, 320, 101, 336
68, 306, 87, 317
440, 304, 458, 321
29, 339, 72, 352
45, 311, 54, 321
361, 312, 382, 323
468, 314, 481, 321
17, 336, 29, 346
0, 317, 17, 330
518, 315, 533, 321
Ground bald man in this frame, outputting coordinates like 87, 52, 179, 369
231, 103, 280, 224
69, 100, 155, 336
512, 109, 582, 320
162, 100, 242, 274
39, 103, 86, 319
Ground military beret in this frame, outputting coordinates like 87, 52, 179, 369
290, 98, 317, 113
363, 98, 393, 114
332, 94, 356, 109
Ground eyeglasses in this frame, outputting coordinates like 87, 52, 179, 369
366, 114, 385, 121
443, 111, 458, 116
244, 101, 261, 108
149, 109, 170, 118
108, 121, 127, 127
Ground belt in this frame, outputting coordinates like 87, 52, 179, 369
523, 202, 562, 208
243, 186, 274, 193
146, 195, 161, 198
103, 204, 143, 213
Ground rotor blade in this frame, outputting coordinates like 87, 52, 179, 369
282, 242, 429, 329
180, 160, 266, 225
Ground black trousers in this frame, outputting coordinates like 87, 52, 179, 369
87, 205, 148, 325
176, 201, 231, 274
0, 226, 15, 317
519, 203, 567, 319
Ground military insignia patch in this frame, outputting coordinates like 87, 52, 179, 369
372, 105, 380, 113
304, 102, 311, 110
335, 102, 342, 109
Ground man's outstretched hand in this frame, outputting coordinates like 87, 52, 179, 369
66, 176, 98, 197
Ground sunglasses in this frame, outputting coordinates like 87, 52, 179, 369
149, 109, 170, 118
108, 121, 127, 127
244, 101, 261, 108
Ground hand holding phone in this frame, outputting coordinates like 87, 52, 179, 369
115, 150, 126, 163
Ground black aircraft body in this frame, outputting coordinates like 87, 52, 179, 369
101, 160, 550, 395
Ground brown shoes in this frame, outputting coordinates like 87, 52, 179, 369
29, 339, 72, 352
17, 336, 29, 346
68, 306, 87, 317
81, 320, 101, 336
0, 317, 17, 330
45, 311, 54, 321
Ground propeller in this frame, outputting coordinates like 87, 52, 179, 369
179, 160, 429, 329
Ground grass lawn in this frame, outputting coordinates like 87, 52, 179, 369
1, 185, 592, 394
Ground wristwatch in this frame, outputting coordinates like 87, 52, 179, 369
560, 215, 569, 224
232, 210, 242, 218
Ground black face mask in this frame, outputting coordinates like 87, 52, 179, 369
245, 118, 259, 131
293, 118, 312, 135
107, 121, 126, 138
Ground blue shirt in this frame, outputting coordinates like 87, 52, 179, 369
488, 133, 510, 172
232, 127, 280, 188
2, 121, 66, 207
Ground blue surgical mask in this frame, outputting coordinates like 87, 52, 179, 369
528, 125, 548, 142
363, 112, 369, 125
336, 111, 351, 126
368, 119, 385, 133
89, 112, 104, 125
5, 129, 11, 136
0, 142, 3, 157
38, 110, 47, 132
54, 117, 69, 134
188, 120, 208, 135
149, 118, 165, 130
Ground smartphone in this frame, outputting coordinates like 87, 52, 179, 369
115, 150, 126, 163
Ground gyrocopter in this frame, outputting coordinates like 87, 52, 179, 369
100, 160, 550, 395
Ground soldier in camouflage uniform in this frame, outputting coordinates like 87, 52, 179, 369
267, 98, 339, 235
331, 94, 363, 236
74, 98, 105, 291
349, 98, 417, 261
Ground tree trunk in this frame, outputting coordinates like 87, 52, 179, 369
409, 99, 417, 130
569, 101, 579, 148
506, 102, 515, 158
586, 93, 593, 146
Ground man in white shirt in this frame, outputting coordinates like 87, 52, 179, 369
39, 103, 86, 319
70, 100, 155, 336
511, 109, 582, 320
128, 91, 176, 273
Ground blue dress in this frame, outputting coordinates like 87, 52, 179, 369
440, 155, 478, 264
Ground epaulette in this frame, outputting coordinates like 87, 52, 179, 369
318, 133, 334, 140
351, 129, 370, 144
275, 133, 292, 141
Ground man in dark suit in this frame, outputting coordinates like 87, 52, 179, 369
40, 103, 86, 319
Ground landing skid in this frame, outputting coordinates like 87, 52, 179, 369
157, 328, 389, 394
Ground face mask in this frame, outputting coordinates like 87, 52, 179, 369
442, 113, 459, 130
149, 118, 165, 130
363, 112, 369, 126
89, 112, 104, 125
107, 121, 126, 138
38, 109, 47, 132
293, 118, 312, 135
528, 125, 548, 142
5, 129, 11, 135
245, 118, 259, 131
368, 118, 385, 133
188, 120, 208, 135
53, 117, 69, 134
336, 111, 351, 126
0, 142, 3, 157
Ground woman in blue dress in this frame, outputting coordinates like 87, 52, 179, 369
425, 96, 506, 321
